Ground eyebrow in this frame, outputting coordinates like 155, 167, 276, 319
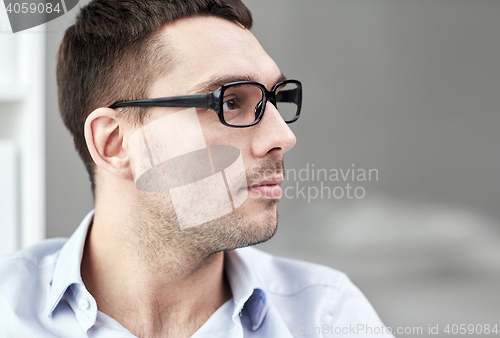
192, 73, 288, 94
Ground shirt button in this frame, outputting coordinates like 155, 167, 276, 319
79, 298, 90, 310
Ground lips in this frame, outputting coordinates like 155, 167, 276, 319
247, 176, 283, 199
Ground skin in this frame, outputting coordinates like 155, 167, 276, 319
82, 16, 296, 338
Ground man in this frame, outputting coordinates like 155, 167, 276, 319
0, 0, 393, 337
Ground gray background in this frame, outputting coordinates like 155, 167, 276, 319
46, 1, 500, 336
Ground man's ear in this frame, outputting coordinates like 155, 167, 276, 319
84, 108, 133, 180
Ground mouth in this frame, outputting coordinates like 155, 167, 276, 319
247, 176, 283, 199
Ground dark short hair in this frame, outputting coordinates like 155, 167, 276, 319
56, 0, 253, 195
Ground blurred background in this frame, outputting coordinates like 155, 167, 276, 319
1, 0, 499, 336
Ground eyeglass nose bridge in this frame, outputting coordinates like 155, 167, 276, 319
255, 87, 277, 113
266, 87, 278, 108
254, 89, 278, 123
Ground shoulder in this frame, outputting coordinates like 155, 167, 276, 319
0, 238, 67, 291
0, 237, 67, 268
0, 238, 77, 337
233, 246, 349, 296
232, 247, 392, 334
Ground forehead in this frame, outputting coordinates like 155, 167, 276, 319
148, 16, 282, 96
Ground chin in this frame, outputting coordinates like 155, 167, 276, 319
228, 197, 280, 247
197, 199, 280, 253
134, 189, 280, 256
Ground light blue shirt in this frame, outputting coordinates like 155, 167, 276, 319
0, 211, 393, 337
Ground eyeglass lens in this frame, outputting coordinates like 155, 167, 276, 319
222, 82, 300, 126
275, 81, 300, 123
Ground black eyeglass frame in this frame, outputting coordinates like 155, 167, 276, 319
109, 79, 302, 128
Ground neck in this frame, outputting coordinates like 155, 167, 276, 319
81, 203, 232, 338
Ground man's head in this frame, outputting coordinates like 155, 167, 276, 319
57, 0, 253, 193
57, 0, 297, 260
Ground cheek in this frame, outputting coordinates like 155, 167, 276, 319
196, 109, 254, 169
197, 108, 223, 142
199, 120, 251, 149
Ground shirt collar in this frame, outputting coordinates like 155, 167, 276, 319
44, 210, 269, 332
224, 249, 269, 331
46, 210, 96, 323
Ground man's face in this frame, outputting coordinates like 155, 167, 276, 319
127, 16, 296, 254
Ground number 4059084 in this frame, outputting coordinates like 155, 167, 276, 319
6, 2, 61, 14
444, 324, 498, 335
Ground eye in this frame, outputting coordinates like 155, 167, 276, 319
223, 100, 235, 110
223, 98, 239, 111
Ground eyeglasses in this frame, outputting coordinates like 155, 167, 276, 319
109, 79, 302, 128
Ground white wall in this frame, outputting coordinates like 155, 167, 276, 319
1, 6, 46, 254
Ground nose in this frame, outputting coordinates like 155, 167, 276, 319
251, 101, 297, 157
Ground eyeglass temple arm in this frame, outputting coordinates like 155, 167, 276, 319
109, 92, 219, 110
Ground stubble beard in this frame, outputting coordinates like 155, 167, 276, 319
130, 158, 283, 275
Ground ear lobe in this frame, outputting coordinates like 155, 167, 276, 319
84, 108, 133, 180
